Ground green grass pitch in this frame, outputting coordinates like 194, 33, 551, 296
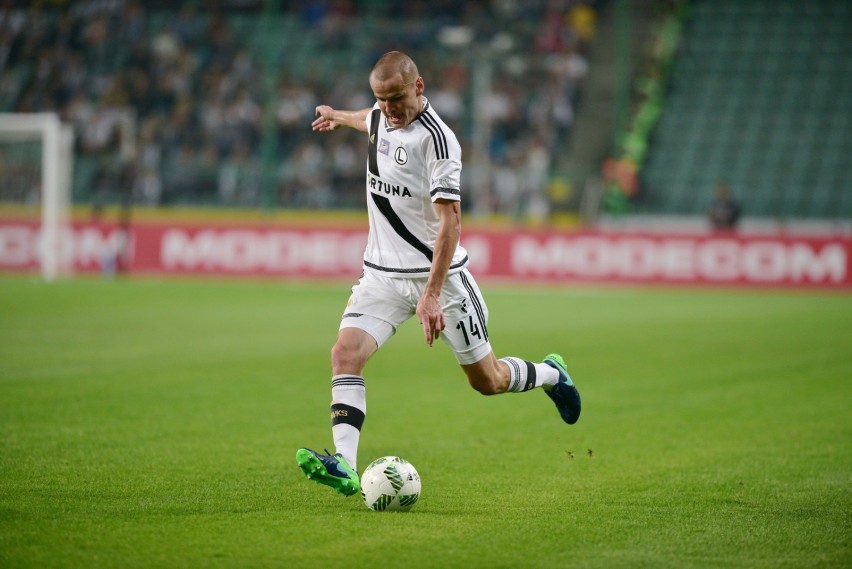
0, 276, 849, 568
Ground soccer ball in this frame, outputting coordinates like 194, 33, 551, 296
360, 456, 421, 512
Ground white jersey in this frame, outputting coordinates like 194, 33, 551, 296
361, 97, 468, 278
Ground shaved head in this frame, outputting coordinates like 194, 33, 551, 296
369, 51, 424, 128
371, 51, 420, 83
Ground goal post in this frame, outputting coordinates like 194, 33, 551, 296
0, 113, 74, 281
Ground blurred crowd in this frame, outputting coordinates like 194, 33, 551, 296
0, 0, 599, 219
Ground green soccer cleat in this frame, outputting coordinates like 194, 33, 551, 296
296, 448, 360, 496
543, 353, 581, 425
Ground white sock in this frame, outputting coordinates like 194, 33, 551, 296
330, 374, 366, 472
500, 357, 559, 393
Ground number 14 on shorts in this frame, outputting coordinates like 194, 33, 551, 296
456, 315, 482, 346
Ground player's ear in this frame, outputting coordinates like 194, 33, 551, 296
415, 76, 424, 96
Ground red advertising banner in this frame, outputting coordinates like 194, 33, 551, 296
1, 218, 850, 288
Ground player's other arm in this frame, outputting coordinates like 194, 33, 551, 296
416, 199, 461, 347
312, 105, 371, 133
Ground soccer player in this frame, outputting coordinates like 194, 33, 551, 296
296, 51, 581, 496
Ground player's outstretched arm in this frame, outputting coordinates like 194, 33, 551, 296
312, 105, 371, 134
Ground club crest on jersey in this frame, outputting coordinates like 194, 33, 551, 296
379, 138, 390, 155
394, 146, 408, 165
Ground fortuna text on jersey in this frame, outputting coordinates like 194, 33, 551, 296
368, 173, 412, 198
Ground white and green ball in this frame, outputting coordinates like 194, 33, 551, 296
360, 456, 421, 512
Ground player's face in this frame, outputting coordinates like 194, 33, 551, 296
370, 74, 424, 128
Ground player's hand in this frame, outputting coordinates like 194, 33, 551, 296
312, 105, 340, 132
416, 292, 445, 347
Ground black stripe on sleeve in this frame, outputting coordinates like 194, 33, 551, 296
430, 187, 461, 198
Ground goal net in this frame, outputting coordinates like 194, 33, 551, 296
0, 113, 74, 281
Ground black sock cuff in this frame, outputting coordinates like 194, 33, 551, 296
330, 403, 365, 430
523, 361, 537, 391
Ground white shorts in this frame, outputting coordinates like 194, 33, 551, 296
340, 267, 492, 365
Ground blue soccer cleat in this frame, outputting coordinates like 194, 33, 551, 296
543, 353, 581, 424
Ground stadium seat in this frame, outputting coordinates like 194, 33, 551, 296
638, 0, 851, 220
